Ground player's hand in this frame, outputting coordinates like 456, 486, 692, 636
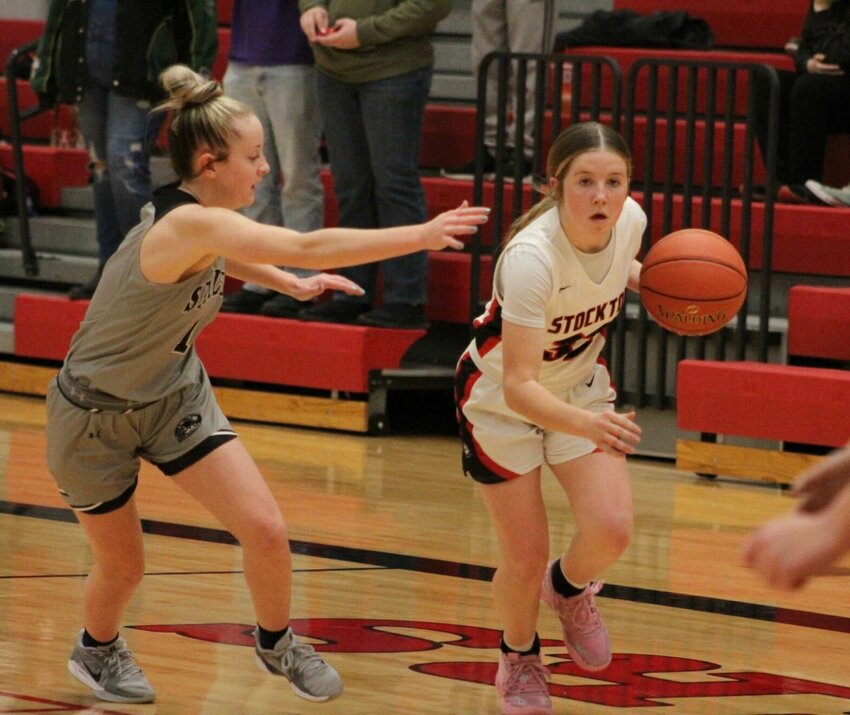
288, 273, 365, 301
742, 511, 842, 590
793, 447, 850, 512
419, 201, 490, 251
314, 18, 359, 49
585, 409, 641, 457
300, 7, 330, 42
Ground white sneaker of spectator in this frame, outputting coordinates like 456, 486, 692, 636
804, 180, 850, 207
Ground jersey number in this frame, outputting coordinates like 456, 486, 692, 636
173, 321, 200, 355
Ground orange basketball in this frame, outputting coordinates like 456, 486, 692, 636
639, 228, 747, 336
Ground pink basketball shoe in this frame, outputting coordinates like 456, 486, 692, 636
540, 561, 611, 671
495, 651, 552, 715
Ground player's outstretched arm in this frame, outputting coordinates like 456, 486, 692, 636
793, 443, 850, 513
143, 202, 489, 284
743, 476, 850, 590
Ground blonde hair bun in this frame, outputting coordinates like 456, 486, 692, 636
159, 65, 222, 112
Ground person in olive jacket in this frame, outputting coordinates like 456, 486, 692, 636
298, 0, 453, 329
30, 0, 218, 299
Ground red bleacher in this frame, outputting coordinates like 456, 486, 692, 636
217, 0, 234, 26
677, 284, 850, 467
0, 18, 43, 60
787, 285, 850, 363
0, 78, 77, 142
13, 294, 424, 394
677, 360, 850, 448
212, 27, 231, 82
0, 143, 88, 207
569, 46, 794, 115
612, 0, 806, 50
3, 9, 850, 432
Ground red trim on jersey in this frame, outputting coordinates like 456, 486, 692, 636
456, 354, 521, 482
473, 299, 503, 359
595, 351, 618, 394
473, 434, 522, 480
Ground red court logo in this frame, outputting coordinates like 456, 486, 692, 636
133, 619, 850, 708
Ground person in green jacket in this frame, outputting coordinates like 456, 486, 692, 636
298, 0, 452, 329
30, 0, 217, 299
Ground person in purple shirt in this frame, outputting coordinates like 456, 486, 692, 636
220, 0, 325, 317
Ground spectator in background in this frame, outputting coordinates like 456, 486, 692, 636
298, 0, 452, 330
744, 442, 850, 590
220, 0, 326, 318
30, 0, 217, 299
751, 0, 850, 204
442, 0, 557, 181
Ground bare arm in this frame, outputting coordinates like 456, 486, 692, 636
501, 320, 641, 457
793, 442, 850, 512
140, 202, 488, 284
742, 474, 850, 590
224, 260, 366, 301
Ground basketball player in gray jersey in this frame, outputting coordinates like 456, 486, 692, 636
46, 64, 489, 705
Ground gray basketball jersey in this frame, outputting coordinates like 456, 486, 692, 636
64, 184, 226, 402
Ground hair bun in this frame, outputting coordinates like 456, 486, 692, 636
159, 64, 222, 111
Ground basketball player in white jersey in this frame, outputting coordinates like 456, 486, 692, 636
45, 64, 489, 705
455, 122, 644, 714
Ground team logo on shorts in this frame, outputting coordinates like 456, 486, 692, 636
175, 413, 202, 442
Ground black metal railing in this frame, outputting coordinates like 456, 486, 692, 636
468, 52, 622, 327
465, 51, 781, 409
5, 39, 42, 276
615, 59, 779, 407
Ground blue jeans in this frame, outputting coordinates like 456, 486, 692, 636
223, 61, 324, 287
78, 11, 162, 265
315, 66, 432, 306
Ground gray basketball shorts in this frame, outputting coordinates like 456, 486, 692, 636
46, 372, 236, 512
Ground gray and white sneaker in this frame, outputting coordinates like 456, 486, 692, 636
254, 628, 343, 702
67, 630, 155, 703
804, 179, 850, 207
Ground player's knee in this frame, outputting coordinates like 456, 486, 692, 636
593, 513, 633, 558
241, 516, 290, 555
111, 556, 146, 590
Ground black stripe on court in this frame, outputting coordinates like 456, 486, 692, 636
3, 498, 848, 635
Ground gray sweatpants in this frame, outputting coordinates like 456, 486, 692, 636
471, 0, 557, 157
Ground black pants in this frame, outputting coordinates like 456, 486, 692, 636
752, 69, 850, 185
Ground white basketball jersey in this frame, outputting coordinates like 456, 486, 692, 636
467, 197, 645, 394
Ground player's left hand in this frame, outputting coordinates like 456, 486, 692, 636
586, 409, 642, 457
288, 273, 365, 301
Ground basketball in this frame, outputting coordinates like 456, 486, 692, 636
639, 228, 747, 336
